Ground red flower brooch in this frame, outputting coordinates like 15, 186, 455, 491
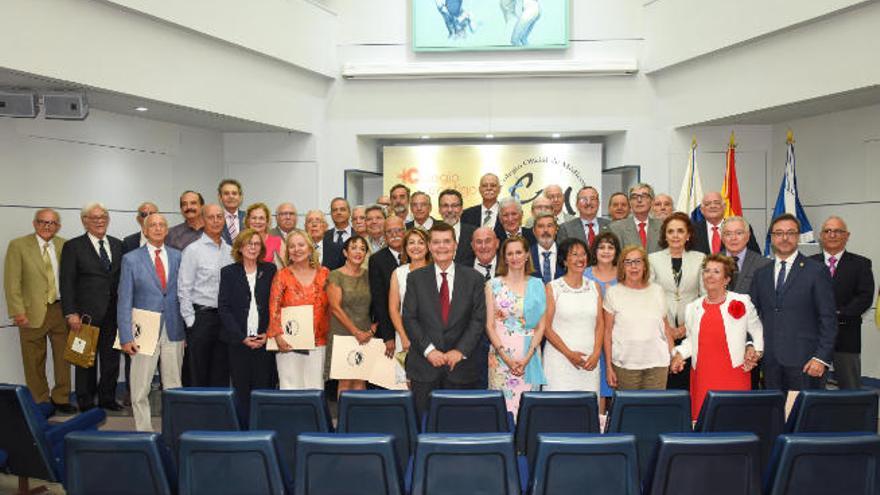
727, 300, 746, 319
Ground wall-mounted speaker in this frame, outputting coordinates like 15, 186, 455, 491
0, 90, 39, 118
44, 92, 88, 120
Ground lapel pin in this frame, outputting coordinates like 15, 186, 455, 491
799, 262, 804, 267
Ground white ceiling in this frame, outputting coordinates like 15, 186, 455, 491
0, 67, 290, 132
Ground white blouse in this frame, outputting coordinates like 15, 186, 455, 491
603, 282, 670, 369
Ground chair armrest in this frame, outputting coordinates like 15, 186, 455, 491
45, 409, 106, 446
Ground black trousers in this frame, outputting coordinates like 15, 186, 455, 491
75, 317, 121, 409
186, 308, 230, 387
228, 343, 276, 427
411, 375, 481, 418
764, 358, 826, 391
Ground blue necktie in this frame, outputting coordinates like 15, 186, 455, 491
775, 260, 787, 294
542, 251, 552, 283
335, 230, 344, 247
98, 239, 112, 272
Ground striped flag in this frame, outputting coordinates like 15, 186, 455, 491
721, 131, 743, 218
764, 130, 814, 253
676, 137, 704, 222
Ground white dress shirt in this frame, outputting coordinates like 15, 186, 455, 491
36, 235, 60, 299
424, 262, 456, 357
481, 203, 499, 226
149, 244, 169, 278
705, 220, 723, 249
537, 243, 558, 279
582, 217, 598, 240
87, 232, 112, 262
245, 270, 259, 337
177, 233, 234, 326
474, 257, 497, 280
823, 249, 845, 269
773, 251, 799, 289
414, 217, 435, 230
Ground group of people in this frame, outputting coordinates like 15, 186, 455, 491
5, 174, 875, 431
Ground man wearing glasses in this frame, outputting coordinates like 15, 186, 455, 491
368, 215, 407, 358
693, 191, 761, 255
4, 209, 75, 414
558, 186, 609, 248
809, 216, 874, 389
122, 202, 159, 255
60, 203, 124, 411
749, 213, 837, 391
270, 202, 298, 240
609, 183, 662, 253
438, 188, 476, 266
721, 216, 770, 294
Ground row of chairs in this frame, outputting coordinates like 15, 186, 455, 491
63, 428, 880, 494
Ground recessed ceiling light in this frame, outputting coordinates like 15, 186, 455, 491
420, 135, 430, 140
134, 106, 148, 112
485, 134, 495, 139
552, 133, 561, 138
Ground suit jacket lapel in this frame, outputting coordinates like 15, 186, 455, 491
140, 247, 163, 293
447, 264, 468, 325
779, 253, 805, 295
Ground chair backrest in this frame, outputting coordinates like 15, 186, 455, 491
786, 390, 879, 433
529, 433, 639, 495
643, 432, 762, 495
65, 431, 175, 495
605, 390, 692, 481
515, 392, 600, 468
411, 433, 522, 495
336, 390, 419, 476
249, 389, 332, 475
161, 388, 241, 460
764, 433, 880, 495
695, 390, 786, 466
178, 430, 290, 495
425, 390, 511, 433
293, 433, 402, 495
0, 384, 59, 482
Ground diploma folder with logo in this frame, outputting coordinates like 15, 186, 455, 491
112, 308, 161, 356
330, 335, 407, 389
266, 305, 316, 351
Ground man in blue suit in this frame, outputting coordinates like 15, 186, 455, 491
218, 179, 246, 245
530, 213, 565, 282
117, 213, 185, 431
749, 213, 837, 391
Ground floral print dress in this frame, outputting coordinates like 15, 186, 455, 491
488, 278, 539, 415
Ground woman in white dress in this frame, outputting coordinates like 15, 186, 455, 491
388, 228, 432, 386
542, 238, 604, 391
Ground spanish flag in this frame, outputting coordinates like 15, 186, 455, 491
721, 131, 743, 218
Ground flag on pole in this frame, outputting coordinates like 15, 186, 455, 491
676, 137, 704, 222
721, 131, 743, 218
764, 130, 814, 254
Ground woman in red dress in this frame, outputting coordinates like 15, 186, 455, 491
671, 254, 764, 419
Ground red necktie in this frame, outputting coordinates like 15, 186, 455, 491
439, 272, 450, 325
828, 255, 837, 277
638, 222, 647, 249
154, 248, 167, 291
586, 222, 595, 247
711, 226, 721, 254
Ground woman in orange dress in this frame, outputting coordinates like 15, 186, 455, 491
268, 229, 330, 389
671, 254, 764, 419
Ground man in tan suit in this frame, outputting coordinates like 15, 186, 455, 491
4, 208, 75, 413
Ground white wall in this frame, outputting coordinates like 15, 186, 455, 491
0, 109, 223, 384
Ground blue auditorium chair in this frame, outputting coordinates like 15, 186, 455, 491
65, 431, 175, 495
0, 384, 105, 492
293, 433, 403, 495
604, 390, 692, 481
529, 433, 639, 495
249, 389, 332, 475
178, 430, 291, 495
424, 389, 513, 433
161, 387, 240, 461
764, 433, 880, 495
410, 433, 524, 495
694, 390, 786, 466
785, 389, 878, 433
336, 390, 419, 477
514, 391, 600, 468
643, 432, 762, 495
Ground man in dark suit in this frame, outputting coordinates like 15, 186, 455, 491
60, 202, 124, 411
693, 192, 761, 255
437, 189, 476, 266
321, 197, 352, 270
461, 173, 502, 229
749, 213, 837, 391
218, 179, 246, 245
122, 202, 158, 255
608, 184, 662, 253
494, 197, 537, 248
530, 213, 565, 282
270, 202, 297, 240
810, 216, 874, 389
405, 191, 437, 231
557, 186, 610, 248
403, 223, 487, 415
117, 213, 184, 431
722, 216, 771, 294
369, 216, 406, 359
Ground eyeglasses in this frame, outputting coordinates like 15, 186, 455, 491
246, 241, 263, 248
622, 259, 643, 266
35, 220, 59, 227
722, 230, 746, 237
276, 212, 296, 217
138, 211, 156, 218
629, 193, 651, 201
577, 197, 598, 204
821, 229, 847, 236
770, 230, 799, 239
85, 215, 109, 222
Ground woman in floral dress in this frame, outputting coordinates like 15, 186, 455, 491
485, 235, 547, 416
